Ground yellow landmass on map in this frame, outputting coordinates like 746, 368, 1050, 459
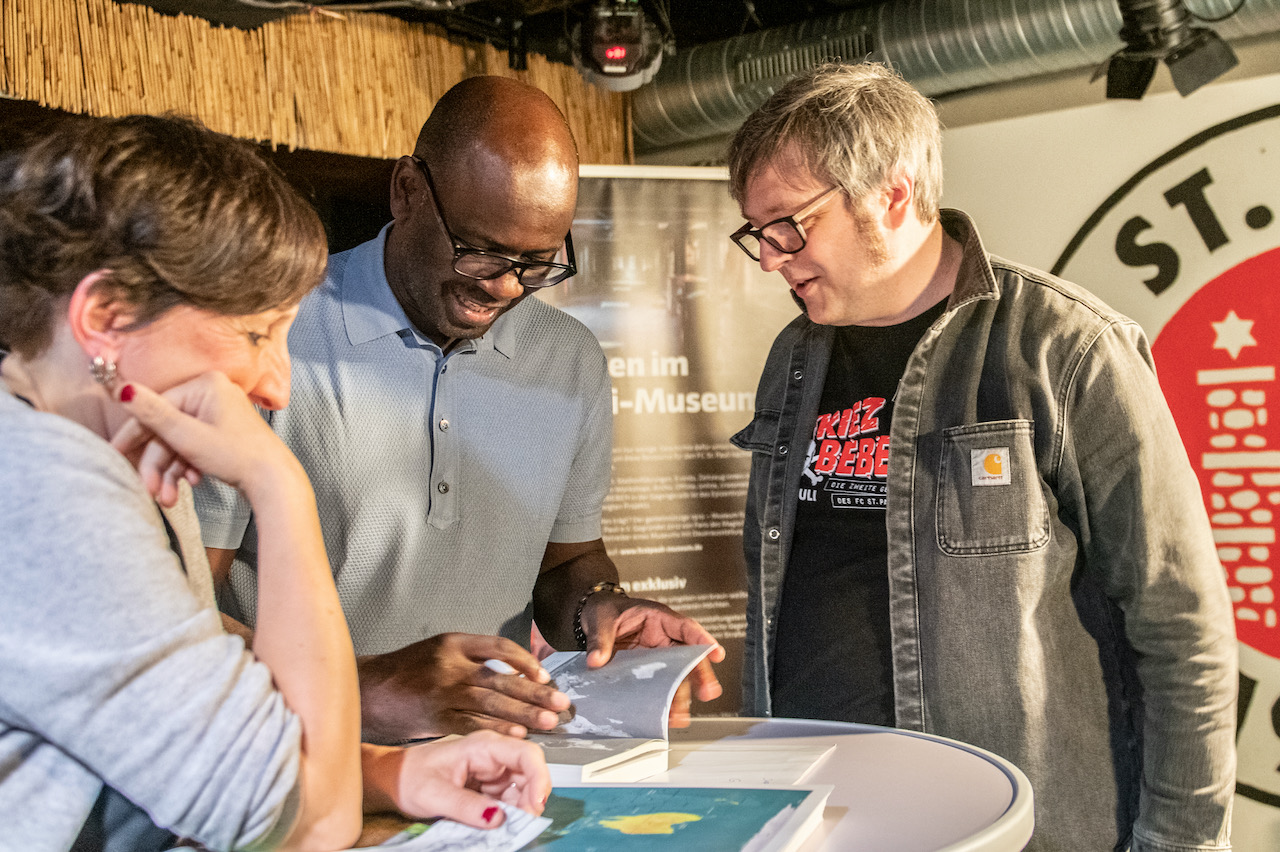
599, 812, 703, 834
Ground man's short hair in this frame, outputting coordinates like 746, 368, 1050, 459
727, 61, 943, 222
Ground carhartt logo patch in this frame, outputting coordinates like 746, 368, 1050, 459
971, 448, 1010, 486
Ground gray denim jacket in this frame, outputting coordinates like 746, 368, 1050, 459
732, 210, 1236, 852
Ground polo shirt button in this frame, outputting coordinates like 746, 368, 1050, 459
439, 418, 450, 431
767, 528, 780, 541
792, 370, 803, 380
437, 482, 450, 494
777, 445, 788, 455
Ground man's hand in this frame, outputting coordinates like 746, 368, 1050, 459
358, 633, 571, 744
579, 593, 726, 727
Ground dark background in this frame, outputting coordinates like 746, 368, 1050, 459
127, 0, 886, 65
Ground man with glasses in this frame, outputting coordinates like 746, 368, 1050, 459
196, 75, 723, 745
728, 63, 1235, 851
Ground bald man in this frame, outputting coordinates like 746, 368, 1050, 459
195, 76, 723, 744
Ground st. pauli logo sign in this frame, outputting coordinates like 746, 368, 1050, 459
1054, 104, 1280, 816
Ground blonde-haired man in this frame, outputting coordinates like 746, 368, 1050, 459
729, 62, 1235, 852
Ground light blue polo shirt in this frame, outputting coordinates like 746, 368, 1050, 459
194, 225, 612, 654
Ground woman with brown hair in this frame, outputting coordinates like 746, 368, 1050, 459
0, 113, 548, 851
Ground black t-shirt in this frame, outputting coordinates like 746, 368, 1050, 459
770, 298, 947, 725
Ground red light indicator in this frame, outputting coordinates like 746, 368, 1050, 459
605, 45, 627, 60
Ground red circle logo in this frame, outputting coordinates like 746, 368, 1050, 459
1153, 247, 1280, 659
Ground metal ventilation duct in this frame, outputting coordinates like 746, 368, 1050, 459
632, 0, 1280, 154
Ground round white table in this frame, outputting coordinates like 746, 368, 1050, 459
663, 717, 1034, 852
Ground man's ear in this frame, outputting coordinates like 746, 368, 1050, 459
881, 173, 916, 229
66, 271, 132, 360
389, 155, 427, 221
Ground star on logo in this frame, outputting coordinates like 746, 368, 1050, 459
1211, 310, 1257, 360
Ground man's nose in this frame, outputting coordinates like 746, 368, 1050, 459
758, 240, 791, 273
476, 269, 525, 302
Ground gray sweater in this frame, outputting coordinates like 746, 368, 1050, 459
0, 391, 302, 851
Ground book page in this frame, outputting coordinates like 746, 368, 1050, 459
359, 803, 549, 851
541, 644, 714, 740
662, 741, 836, 786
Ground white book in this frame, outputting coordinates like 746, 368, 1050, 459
380, 786, 833, 852
530, 784, 833, 852
530, 735, 670, 785
663, 740, 836, 786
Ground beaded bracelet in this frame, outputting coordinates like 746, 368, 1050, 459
572, 580, 628, 650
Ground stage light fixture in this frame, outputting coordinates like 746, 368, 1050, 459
571, 0, 665, 92
1098, 0, 1239, 99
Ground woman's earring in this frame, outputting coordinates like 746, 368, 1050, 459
90, 355, 118, 391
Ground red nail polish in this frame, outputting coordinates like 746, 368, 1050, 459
119, 384, 136, 403
483, 805, 499, 824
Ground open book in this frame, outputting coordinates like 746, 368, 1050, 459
527, 644, 715, 784
386, 785, 833, 852
528, 785, 832, 852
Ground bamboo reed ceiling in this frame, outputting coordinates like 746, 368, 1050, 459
0, 0, 631, 164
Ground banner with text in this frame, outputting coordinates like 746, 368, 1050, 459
539, 171, 799, 714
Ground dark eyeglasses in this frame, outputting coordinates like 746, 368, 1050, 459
730, 185, 842, 262
412, 156, 577, 289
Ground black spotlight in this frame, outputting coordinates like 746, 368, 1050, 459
571, 0, 665, 92
1100, 0, 1239, 99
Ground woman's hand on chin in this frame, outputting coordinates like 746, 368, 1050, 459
109, 373, 304, 507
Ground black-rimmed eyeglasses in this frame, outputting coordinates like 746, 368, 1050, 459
412, 156, 577, 289
729, 185, 842, 262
